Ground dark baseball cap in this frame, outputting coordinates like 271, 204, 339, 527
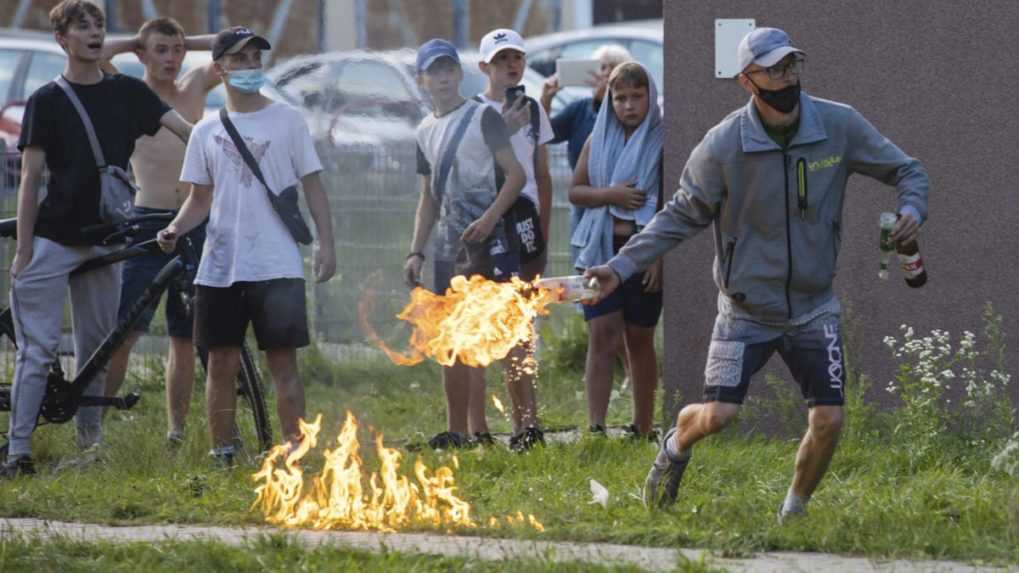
212, 26, 271, 61
416, 38, 460, 73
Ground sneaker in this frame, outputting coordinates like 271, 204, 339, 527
209, 445, 236, 468
624, 424, 660, 443
642, 427, 691, 509
509, 426, 545, 452
0, 455, 36, 479
472, 432, 496, 447
166, 431, 185, 450
588, 424, 608, 437
427, 431, 468, 450
777, 502, 807, 525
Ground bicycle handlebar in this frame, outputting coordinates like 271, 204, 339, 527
80, 213, 175, 245
0, 213, 175, 244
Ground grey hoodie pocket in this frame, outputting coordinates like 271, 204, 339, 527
704, 340, 745, 388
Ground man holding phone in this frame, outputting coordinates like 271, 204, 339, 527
476, 28, 554, 451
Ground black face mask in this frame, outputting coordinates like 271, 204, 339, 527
750, 78, 801, 114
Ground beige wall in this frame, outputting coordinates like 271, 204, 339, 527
661, 0, 1019, 424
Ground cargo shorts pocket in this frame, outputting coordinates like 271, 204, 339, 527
704, 340, 745, 387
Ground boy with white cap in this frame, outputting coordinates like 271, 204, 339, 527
476, 28, 555, 450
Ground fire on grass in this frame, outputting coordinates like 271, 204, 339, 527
252, 412, 544, 533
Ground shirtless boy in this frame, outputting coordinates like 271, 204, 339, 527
102, 18, 220, 445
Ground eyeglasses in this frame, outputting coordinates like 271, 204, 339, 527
746, 54, 805, 81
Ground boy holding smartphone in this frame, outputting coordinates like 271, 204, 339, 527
475, 28, 554, 450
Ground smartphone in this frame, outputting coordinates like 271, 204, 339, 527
556, 58, 600, 87
505, 84, 526, 108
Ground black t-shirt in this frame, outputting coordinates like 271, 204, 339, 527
18, 74, 170, 245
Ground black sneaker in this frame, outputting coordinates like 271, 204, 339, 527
509, 426, 545, 452
208, 446, 236, 468
624, 424, 660, 443
472, 432, 496, 447
642, 427, 691, 509
588, 424, 608, 437
0, 455, 36, 479
427, 431, 468, 450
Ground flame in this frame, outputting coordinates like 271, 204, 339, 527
252, 412, 543, 533
491, 395, 505, 414
360, 275, 558, 368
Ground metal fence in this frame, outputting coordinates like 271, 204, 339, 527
0, 141, 579, 361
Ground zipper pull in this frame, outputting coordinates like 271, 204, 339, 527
796, 158, 808, 219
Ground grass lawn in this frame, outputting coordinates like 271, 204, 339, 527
0, 534, 722, 573
1, 310, 1017, 567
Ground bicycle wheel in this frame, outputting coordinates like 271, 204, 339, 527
236, 343, 272, 453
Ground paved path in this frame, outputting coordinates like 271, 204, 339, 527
1, 518, 1014, 572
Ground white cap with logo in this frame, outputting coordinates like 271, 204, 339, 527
479, 28, 526, 63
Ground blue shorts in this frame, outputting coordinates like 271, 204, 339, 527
582, 234, 663, 327
118, 207, 206, 338
702, 307, 846, 408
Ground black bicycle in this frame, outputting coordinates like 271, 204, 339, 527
0, 213, 273, 457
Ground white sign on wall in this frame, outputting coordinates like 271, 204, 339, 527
715, 19, 756, 78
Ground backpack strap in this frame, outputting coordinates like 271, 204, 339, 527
433, 101, 479, 203
54, 75, 107, 169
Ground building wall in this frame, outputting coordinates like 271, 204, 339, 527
661, 0, 1019, 424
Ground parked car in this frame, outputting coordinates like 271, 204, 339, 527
524, 19, 664, 96
267, 49, 576, 197
0, 30, 68, 151
267, 48, 570, 144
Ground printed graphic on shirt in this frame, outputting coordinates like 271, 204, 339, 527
214, 133, 270, 188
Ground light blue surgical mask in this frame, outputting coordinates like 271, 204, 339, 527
227, 69, 265, 93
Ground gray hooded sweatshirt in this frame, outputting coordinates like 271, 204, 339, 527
607, 92, 930, 324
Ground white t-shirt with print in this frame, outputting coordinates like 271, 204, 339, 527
478, 93, 554, 208
180, 102, 322, 287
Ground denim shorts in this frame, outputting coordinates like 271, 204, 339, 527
117, 207, 206, 338
702, 308, 846, 407
582, 234, 663, 327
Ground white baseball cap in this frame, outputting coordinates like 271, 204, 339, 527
479, 28, 526, 63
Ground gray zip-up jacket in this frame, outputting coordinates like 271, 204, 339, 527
608, 92, 930, 323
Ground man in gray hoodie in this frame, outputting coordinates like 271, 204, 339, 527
584, 28, 928, 521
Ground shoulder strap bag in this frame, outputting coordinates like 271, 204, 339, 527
219, 107, 313, 245
55, 75, 137, 225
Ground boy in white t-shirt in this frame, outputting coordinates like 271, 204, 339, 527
476, 28, 554, 450
157, 27, 336, 465
404, 39, 526, 450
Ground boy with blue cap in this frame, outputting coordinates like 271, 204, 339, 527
584, 27, 930, 521
404, 39, 526, 450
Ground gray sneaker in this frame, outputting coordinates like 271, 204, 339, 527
777, 503, 806, 525
642, 427, 691, 509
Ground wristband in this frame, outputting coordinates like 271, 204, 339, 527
406, 252, 425, 261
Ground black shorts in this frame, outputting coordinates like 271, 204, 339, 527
194, 278, 309, 350
702, 310, 846, 408
582, 234, 662, 327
